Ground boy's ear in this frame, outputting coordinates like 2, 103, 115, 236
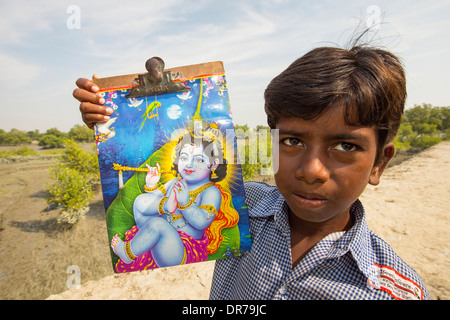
369, 143, 395, 186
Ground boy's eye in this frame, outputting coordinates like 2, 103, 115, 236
180, 155, 188, 162
333, 142, 358, 152
282, 137, 303, 146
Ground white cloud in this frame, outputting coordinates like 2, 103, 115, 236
0, 1, 57, 46
78, 0, 182, 36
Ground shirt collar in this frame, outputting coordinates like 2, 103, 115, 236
328, 200, 380, 286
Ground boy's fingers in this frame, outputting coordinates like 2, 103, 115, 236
75, 75, 105, 130
80, 102, 113, 129
73, 87, 104, 104
75, 77, 99, 92
82, 112, 110, 129
79, 102, 112, 115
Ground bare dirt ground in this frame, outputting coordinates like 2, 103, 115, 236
0, 146, 113, 300
1, 142, 449, 300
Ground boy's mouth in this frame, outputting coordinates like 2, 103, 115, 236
184, 169, 194, 175
292, 191, 328, 208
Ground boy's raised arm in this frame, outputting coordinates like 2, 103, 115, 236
73, 74, 113, 129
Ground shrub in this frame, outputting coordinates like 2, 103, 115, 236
47, 164, 93, 224
39, 134, 64, 148
0, 129, 31, 145
58, 139, 99, 180
393, 104, 449, 151
411, 135, 442, 149
68, 124, 95, 142
237, 126, 273, 180
14, 146, 38, 155
0, 146, 38, 157
46, 139, 99, 225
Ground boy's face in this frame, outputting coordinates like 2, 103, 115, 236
274, 103, 394, 224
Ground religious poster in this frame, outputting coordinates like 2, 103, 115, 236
93, 58, 251, 273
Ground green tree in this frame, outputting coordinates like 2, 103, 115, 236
393, 123, 414, 150
415, 123, 438, 136
234, 124, 251, 138
406, 104, 432, 132
441, 107, 450, 130
46, 127, 67, 139
394, 104, 450, 150
235, 124, 258, 179
0, 129, 31, 145
27, 129, 41, 141
68, 124, 95, 142
38, 134, 64, 148
235, 124, 274, 180
411, 135, 442, 149
428, 108, 444, 130
0, 129, 5, 145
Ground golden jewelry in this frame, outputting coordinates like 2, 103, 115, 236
170, 212, 184, 221
189, 182, 214, 198
158, 184, 166, 196
144, 184, 158, 192
179, 248, 187, 265
211, 168, 218, 179
125, 241, 137, 261
158, 196, 169, 215
177, 198, 194, 210
177, 182, 215, 210
198, 204, 218, 216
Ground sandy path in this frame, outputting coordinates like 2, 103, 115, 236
361, 141, 450, 300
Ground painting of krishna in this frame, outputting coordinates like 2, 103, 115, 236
94, 59, 251, 273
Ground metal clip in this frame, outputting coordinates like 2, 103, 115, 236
126, 57, 190, 99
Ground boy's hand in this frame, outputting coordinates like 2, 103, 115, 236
73, 74, 113, 129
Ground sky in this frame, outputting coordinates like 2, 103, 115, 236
0, 0, 449, 132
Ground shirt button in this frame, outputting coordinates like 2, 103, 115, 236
277, 285, 287, 299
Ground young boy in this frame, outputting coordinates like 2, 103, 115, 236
74, 45, 430, 300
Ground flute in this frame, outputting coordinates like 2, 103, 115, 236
113, 163, 172, 174
113, 163, 173, 188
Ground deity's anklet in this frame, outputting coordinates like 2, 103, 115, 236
125, 241, 137, 261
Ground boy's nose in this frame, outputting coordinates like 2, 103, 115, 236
295, 151, 330, 184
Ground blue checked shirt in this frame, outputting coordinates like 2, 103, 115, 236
210, 181, 430, 300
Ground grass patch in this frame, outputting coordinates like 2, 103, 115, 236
0, 146, 38, 157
